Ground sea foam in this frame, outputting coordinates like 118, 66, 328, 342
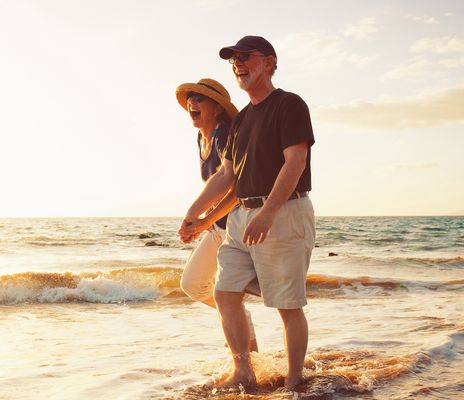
0, 267, 182, 304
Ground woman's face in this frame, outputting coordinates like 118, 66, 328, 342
186, 93, 222, 129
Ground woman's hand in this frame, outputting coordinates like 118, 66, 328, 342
178, 217, 211, 243
178, 218, 211, 243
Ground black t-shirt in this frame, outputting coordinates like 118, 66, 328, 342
198, 120, 229, 229
225, 89, 315, 198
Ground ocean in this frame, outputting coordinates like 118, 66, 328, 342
0, 216, 463, 399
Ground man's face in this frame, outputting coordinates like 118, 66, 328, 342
231, 51, 267, 91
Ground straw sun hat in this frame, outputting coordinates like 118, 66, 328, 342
175, 78, 238, 120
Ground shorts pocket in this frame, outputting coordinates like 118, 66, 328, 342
268, 201, 305, 241
296, 198, 315, 250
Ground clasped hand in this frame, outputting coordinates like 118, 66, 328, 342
178, 209, 276, 245
177, 217, 211, 243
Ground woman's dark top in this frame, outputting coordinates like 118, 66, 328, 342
198, 120, 230, 229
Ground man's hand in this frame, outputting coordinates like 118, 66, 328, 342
242, 209, 276, 246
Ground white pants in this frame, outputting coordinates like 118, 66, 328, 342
181, 224, 256, 340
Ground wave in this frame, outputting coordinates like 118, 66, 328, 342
1, 268, 462, 305
329, 254, 464, 269
421, 226, 449, 232
167, 330, 464, 399
22, 235, 104, 247
307, 273, 464, 294
0, 267, 183, 304
15, 233, 195, 250
425, 331, 464, 358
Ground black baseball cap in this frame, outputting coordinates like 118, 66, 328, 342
219, 36, 277, 60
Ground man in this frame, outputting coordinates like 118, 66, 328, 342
179, 35, 315, 390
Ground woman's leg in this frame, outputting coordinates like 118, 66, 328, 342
180, 228, 220, 307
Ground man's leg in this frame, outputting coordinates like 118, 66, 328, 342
278, 308, 308, 389
214, 290, 256, 386
181, 228, 259, 351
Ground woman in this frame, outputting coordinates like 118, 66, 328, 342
175, 78, 257, 352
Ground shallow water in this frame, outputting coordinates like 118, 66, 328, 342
0, 217, 463, 399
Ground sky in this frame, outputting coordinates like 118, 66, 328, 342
0, 0, 463, 217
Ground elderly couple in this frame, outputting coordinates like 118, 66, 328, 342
176, 36, 315, 391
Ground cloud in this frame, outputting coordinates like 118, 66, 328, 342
412, 15, 438, 24
314, 86, 464, 129
439, 57, 464, 68
382, 56, 431, 80
343, 17, 378, 40
278, 31, 376, 70
412, 36, 464, 54
383, 34, 464, 80
382, 54, 464, 80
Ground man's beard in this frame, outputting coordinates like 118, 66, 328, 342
237, 63, 265, 91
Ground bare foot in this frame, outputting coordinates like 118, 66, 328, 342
217, 370, 257, 390
275, 386, 303, 398
285, 376, 304, 391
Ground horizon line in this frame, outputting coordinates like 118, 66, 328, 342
0, 214, 463, 219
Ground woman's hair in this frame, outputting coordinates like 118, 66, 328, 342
218, 109, 231, 123
209, 98, 230, 124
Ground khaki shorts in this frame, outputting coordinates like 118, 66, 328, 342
216, 197, 315, 309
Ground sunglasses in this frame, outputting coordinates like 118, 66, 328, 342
228, 53, 266, 64
186, 93, 207, 103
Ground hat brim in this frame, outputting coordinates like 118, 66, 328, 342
176, 83, 238, 120
219, 45, 257, 60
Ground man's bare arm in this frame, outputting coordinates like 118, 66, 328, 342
184, 159, 235, 220
179, 190, 238, 242
178, 159, 235, 241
